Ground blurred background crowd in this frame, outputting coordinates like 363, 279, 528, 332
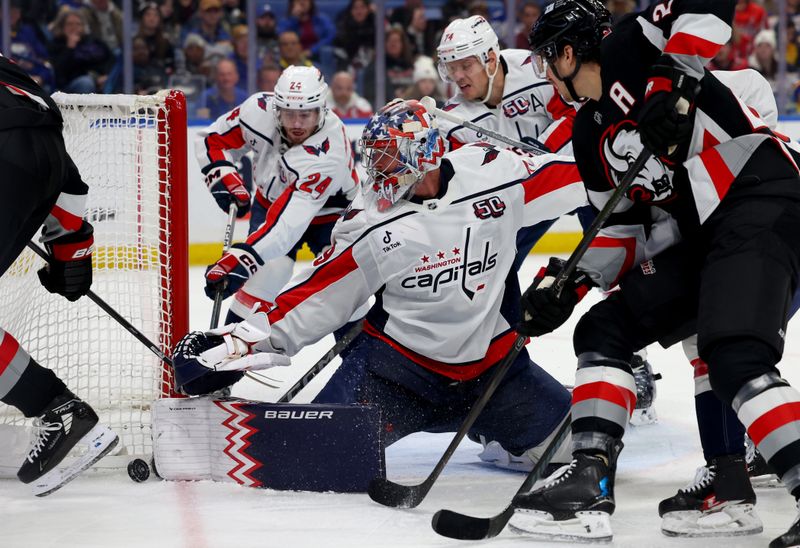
2, 0, 800, 120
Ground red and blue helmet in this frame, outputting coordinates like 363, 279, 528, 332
359, 99, 445, 212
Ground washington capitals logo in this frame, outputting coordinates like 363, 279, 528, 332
303, 138, 330, 156
442, 103, 459, 112
257, 94, 270, 112
478, 143, 500, 165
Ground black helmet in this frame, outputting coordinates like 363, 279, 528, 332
528, 0, 611, 65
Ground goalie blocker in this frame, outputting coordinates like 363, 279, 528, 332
152, 397, 384, 492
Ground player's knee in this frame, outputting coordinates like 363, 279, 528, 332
703, 336, 780, 405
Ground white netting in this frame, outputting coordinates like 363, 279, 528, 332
0, 92, 187, 468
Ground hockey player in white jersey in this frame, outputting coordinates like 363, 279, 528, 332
196, 65, 359, 331
173, 99, 588, 467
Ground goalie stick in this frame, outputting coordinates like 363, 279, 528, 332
368, 148, 652, 510
275, 320, 364, 403
210, 202, 238, 329
419, 96, 548, 155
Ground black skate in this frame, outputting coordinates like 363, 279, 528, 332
746, 435, 782, 488
17, 391, 118, 496
659, 454, 762, 537
508, 443, 622, 543
630, 353, 660, 426
771, 503, 800, 548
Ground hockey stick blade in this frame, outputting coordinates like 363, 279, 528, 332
368, 476, 434, 509
431, 417, 571, 539
368, 334, 528, 509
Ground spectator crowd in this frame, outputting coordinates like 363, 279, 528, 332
3, 0, 800, 119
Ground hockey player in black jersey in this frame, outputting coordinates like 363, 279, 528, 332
0, 54, 118, 496
519, 0, 800, 544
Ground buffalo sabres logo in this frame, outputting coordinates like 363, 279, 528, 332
303, 138, 330, 156
600, 122, 675, 203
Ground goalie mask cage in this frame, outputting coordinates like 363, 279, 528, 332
0, 91, 188, 471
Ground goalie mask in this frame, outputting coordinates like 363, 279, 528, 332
359, 99, 445, 212
273, 65, 329, 143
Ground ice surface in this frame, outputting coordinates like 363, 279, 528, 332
3, 255, 800, 548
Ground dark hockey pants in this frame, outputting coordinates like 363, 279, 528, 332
0, 126, 84, 416
313, 332, 571, 455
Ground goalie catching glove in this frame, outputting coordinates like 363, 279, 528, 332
518, 257, 595, 337
205, 162, 251, 216
173, 312, 290, 395
637, 58, 700, 159
38, 220, 94, 302
204, 243, 263, 299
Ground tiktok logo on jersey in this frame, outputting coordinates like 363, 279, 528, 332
600, 121, 676, 203
400, 227, 497, 300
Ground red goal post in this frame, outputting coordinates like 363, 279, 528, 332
0, 90, 188, 472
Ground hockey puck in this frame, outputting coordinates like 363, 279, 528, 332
127, 458, 150, 482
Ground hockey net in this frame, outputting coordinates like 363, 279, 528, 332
0, 91, 188, 474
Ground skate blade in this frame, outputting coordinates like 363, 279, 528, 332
750, 474, 783, 489
630, 406, 658, 426
661, 504, 763, 538
33, 425, 119, 497
509, 509, 613, 543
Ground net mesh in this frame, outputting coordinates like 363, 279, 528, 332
0, 92, 186, 461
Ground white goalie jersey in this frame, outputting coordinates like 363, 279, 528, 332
439, 49, 576, 154
195, 92, 359, 262
260, 144, 587, 380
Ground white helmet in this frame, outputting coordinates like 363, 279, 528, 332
436, 16, 500, 103
273, 65, 329, 133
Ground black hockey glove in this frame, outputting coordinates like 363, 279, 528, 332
518, 257, 595, 337
636, 60, 700, 159
204, 162, 251, 217
204, 242, 264, 300
38, 221, 94, 302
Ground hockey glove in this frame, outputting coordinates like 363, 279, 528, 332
204, 242, 264, 300
205, 162, 251, 217
175, 312, 290, 374
636, 60, 700, 159
518, 257, 595, 337
37, 221, 94, 302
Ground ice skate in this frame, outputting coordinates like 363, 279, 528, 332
17, 391, 118, 497
508, 445, 621, 543
659, 454, 761, 537
771, 501, 800, 548
629, 352, 659, 426
746, 435, 782, 488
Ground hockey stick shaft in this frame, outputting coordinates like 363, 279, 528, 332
27, 242, 173, 366
368, 332, 528, 508
429, 149, 653, 536
369, 149, 652, 510
277, 320, 364, 403
431, 416, 571, 539
420, 96, 548, 155
210, 202, 238, 329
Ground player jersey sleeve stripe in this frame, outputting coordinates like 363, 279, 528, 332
267, 246, 359, 325
583, 234, 639, 289
246, 185, 294, 244
203, 126, 246, 164
521, 161, 581, 203
663, 31, 724, 59
363, 321, 522, 381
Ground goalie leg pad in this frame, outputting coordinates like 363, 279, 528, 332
152, 397, 384, 492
